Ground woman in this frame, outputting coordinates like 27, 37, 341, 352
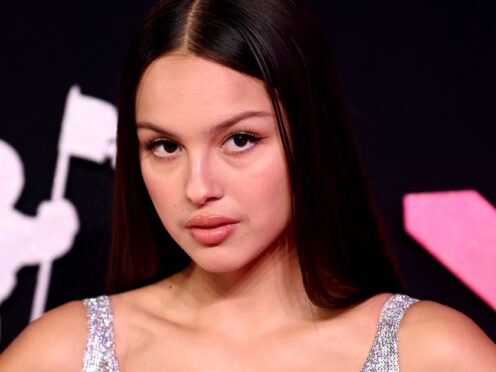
1, 0, 495, 370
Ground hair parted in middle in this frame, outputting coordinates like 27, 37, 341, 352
109, 0, 404, 307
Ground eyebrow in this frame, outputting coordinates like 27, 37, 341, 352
136, 110, 272, 139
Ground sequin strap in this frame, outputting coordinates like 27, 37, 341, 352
82, 295, 120, 372
361, 294, 419, 372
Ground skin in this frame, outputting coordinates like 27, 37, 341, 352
1, 54, 495, 371
136, 53, 292, 276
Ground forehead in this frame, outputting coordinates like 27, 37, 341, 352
135, 54, 274, 126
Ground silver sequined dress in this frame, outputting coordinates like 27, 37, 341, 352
82, 293, 418, 371
82, 296, 119, 372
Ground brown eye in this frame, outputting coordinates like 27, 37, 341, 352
160, 141, 179, 153
223, 132, 262, 154
147, 139, 180, 157
232, 134, 250, 147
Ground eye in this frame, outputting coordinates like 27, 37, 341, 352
223, 132, 263, 153
146, 139, 180, 158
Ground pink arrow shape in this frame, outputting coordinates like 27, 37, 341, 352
404, 190, 496, 311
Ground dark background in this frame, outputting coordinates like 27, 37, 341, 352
1, 0, 494, 350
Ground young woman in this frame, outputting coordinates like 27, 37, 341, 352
1, 0, 495, 370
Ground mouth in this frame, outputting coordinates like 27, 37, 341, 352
185, 215, 239, 246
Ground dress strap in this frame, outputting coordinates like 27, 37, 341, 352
82, 295, 120, 372
361, 294, 419, 372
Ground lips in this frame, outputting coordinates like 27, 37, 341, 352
185, 215, 239, 246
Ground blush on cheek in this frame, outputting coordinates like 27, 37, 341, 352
259, 166, 292, 221
267, 160, 291, 198
141, 173, 169, 220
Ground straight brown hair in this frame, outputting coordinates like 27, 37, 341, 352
108, 0, 404, 308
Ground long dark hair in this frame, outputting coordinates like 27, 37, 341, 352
108, 0, 404, 307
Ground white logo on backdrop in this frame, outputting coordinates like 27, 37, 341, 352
0, 85, 117, 340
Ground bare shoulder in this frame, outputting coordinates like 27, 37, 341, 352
399, 300, 496, 372
0, 300, 87, 371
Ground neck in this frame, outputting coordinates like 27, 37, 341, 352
166, 236, 326, 336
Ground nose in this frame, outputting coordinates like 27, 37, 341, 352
185, 152, 224, 206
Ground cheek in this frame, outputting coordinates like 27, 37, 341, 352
141, 162, 180, 226
241, 151, 291, 228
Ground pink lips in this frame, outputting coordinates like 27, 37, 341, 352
185, 215, 239, 246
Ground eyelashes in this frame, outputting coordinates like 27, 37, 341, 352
222, 131, 264, 153
145, 138, 179, 157
144, 130, 264, 159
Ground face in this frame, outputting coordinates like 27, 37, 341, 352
135, 54, 292, 273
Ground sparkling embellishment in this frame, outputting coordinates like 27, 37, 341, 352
82, 296, 120, 372
361, 294, 419, 372
80, 293, 416, 371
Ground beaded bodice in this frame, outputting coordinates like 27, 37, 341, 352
82, 296, 119, 372
81, 293, 418, 371
361, 294, 419, 371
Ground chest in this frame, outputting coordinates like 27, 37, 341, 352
117, 328, 369, 372
82, 294, 417, 372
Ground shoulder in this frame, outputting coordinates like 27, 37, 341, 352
398, 299, 496, 371
0, 300, 88, 371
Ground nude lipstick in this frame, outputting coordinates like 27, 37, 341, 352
185, 215, 239, 246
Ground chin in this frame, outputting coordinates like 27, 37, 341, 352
190, 246, 266, 274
